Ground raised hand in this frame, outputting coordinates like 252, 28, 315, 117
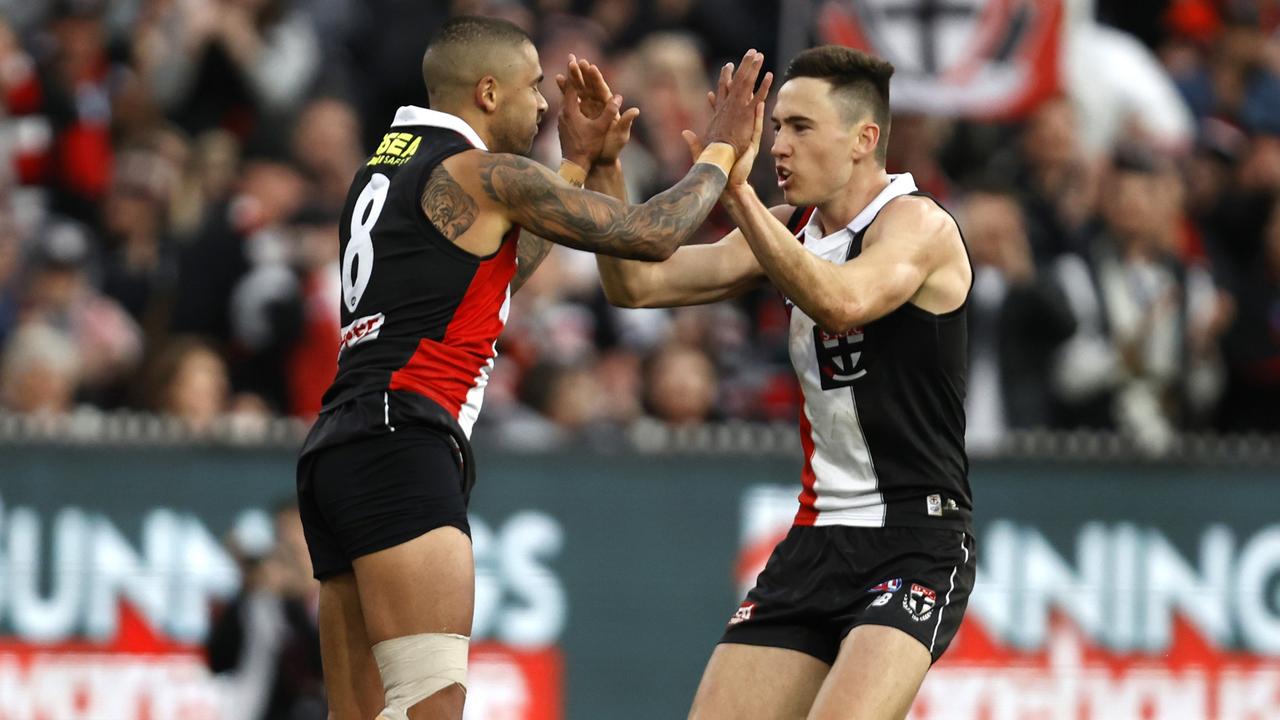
560, 55, 640, 165
683, 95, 765, 188
699, 50, 773, 157
556, 56, 622, 170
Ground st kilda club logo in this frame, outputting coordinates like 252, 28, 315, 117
903, 583, 937, 622
813, 325, 867, 389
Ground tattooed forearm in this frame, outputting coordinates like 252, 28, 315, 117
477, 154, 726, 261
512, 232, 553, 294
421, 165, 477, 242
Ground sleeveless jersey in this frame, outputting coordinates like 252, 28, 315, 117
784, 173, 973, 531
319, 106, 518, 439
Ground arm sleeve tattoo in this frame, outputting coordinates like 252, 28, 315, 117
511, 232, 553, 294
478, 153, 727, 261
511, 161, 588, 294
420, 164, 478, 242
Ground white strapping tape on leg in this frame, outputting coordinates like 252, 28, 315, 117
372, 632, 469, 720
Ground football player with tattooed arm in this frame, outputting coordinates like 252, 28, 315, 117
583, 46, 975, 720
293, 15, 770, 720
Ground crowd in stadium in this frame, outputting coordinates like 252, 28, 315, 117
0, 0, 1277, 452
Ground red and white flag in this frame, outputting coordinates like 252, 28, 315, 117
817, 0, 1064, 118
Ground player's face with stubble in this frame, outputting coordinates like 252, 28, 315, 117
490, 42, 548, 156
770, 78, 864, 206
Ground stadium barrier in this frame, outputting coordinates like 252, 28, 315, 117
1, 414, 1277, 719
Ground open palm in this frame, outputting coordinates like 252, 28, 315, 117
558, 55, 639, 164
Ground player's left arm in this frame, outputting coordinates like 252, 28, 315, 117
721, 186, 958, 334
511, 233, 552, 294
510, 158, 587, 294
510, 54, 643, 295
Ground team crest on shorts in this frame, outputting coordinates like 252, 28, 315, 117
728, 601, 755, 626
903, 583, 937, 622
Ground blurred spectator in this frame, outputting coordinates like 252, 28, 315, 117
961, 187, 1077, 449
140, 335, 231, 432
595, 349, 644, 423
134, 0, 320, 154
493, 357, 622, 449
21, 0, 121, 226
886, 114, 954, 201
22, 219, 143, 404
1217, 194, 1280, 432
289, 96, 363, 211
1066, 4, 1196, 155
530, 15, 608, 166
1051, 148, 1226, 451
342, 0, 450, 150
523, 360, 607, 431
987, 96, 1098, 262
208, 501, 324, 720
0, 321, 80, 413
644, 342, 718, 425
0, 213, 20, 346
282, 205, 339, 417
616, 32, 712, 202
556, 0, 776, 63
100, 141, 182, 336
1185, 119, 1247, 241
172, 160, 304, 346
1168, 4, 1280, 134
1, 17, 46, 190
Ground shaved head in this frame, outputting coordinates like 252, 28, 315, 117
422, 16, 535, 108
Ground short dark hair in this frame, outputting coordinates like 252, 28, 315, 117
784, 46, 894, 164
422, 16, 534, 105
429, 14, 532, 48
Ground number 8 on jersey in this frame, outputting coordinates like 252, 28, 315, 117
344, 173, 391, 312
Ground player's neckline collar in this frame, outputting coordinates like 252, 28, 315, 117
802, 173, 918, 252
391, 106, 488, 151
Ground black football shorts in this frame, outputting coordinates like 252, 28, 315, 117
296, 425, 470, 580
720, 525, 976, 664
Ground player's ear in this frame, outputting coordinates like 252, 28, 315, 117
855, 120, 880, 162
475, 76, 500, 114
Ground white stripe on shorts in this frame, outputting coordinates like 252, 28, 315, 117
929, 532, 968, 655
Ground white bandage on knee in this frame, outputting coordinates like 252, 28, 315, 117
372, 632, 469, 720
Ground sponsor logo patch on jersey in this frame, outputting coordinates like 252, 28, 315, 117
868, 578, 902, 593
870, 592, 894, 608
340, 312, 385, 354
728, 601, 756, 626
903, 583, 937, 622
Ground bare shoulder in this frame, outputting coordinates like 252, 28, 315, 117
439, 150, 558, 207
472, 151, 561, 201
871, 195, 970, 310
429, 150, 526, 255
863, 195, 962, 269
873, 195, 958, 243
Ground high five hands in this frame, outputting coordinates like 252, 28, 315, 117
557, 50, 772, 186
684, 50, 773, 187
555, 54, 640, 171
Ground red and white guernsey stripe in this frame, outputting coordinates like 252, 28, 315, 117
788, 174, 919, 527
389, 229, 519, 438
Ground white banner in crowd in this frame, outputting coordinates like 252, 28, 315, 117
817, 0, 1064, 117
